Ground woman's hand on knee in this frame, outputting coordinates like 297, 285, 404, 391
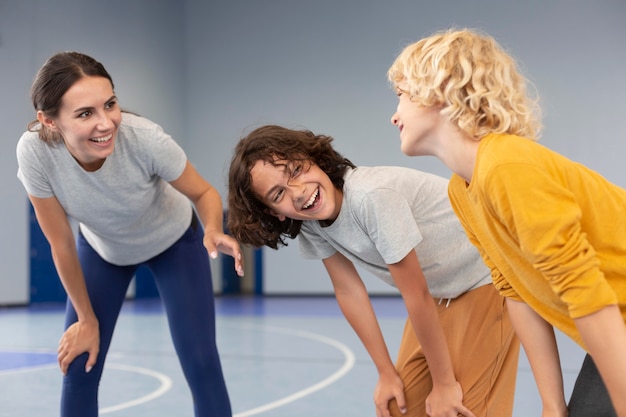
57, 320, 100, 375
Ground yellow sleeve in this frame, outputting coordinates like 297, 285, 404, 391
483, 163, 617, 318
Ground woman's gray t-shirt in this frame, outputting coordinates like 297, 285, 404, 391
298, 166, 491, 299
16, 112, 191, 266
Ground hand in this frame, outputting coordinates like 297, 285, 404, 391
203, 230, 244, 276
425, 381, 475, 417
57, 320, 99, 375
374, 369, 407, 417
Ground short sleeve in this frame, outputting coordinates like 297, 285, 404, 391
139, 121, 187, 182
298, 224, 337, 260
357, 188, 422, 264
16, 132, 54, 198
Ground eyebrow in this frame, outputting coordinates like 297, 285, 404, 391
72, 95, 117, 115
261, 162, 291, 202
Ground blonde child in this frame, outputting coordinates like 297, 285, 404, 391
388, 28, 626, 417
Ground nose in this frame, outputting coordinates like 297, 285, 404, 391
287, 180, 306, 201
96, 112, 115, 130
391, 112, 399, 126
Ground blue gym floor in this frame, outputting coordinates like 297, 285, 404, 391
0, 296, 585, 417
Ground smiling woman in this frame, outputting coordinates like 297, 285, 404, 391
16, 51, 243, 417
36, 76, 121, 172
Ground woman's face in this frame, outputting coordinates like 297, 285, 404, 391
250, 158, 343, 223
40, 75, 121, 171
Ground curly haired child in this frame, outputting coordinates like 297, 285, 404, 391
227, 124, 520, 417
388, 28, 626, 417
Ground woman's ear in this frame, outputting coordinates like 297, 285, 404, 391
36, 111, 59, 131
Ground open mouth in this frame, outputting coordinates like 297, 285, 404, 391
302, 188, 320, 210
89, 133, 113, 144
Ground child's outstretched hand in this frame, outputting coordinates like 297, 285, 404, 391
203, 230, 244, 276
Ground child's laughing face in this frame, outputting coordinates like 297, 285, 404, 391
250, 158, 342, 224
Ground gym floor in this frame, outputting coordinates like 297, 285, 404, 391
0, 295, 585, 417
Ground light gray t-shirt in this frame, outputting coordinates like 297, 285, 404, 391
16, 112, 191, 266
298, 166, 491, 299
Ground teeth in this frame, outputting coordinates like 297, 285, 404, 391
303, 189, 318, 209
90, 134, 112, 143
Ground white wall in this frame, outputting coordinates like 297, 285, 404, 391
0, 0, 188, 304
184, 0, 626, 294
0, 1, 34, 304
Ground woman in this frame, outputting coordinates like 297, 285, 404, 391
16, 52, 242, 417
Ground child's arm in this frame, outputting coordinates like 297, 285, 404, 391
575, 305, 626, 417
505, 299, 568, 417
323, 252, 406, 417
387, 250, 475, 417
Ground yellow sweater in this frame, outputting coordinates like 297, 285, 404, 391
448, 133, 626, 348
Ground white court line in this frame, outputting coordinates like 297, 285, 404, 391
0, 362, 57, 375
0, 323, 355, 416
0, 348, 58, 376
0, 359, 172, 414
99, 364, 173, 414
233, 325, 356, 417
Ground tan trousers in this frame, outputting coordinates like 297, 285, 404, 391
389, 284, 520, 417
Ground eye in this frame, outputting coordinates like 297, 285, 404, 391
272, 189, 284, 203
78, 110, 92, 118
105, 100, 117, 110
291, 164, 302, 178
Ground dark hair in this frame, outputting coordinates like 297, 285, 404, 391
27, 52, 114, 144
227, 125, 355, 249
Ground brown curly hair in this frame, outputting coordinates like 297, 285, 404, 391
227, 125, 355, 249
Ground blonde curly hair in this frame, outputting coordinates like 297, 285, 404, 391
388, 28, 542, 140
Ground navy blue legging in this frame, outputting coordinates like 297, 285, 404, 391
60, 219, 232, 417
